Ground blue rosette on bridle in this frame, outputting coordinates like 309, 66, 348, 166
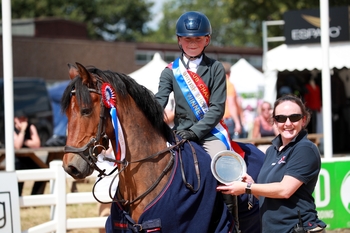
101, 83, 120, 158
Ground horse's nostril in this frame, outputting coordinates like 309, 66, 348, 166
68, 165, 80, 176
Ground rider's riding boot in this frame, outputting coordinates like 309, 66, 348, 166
222, 194, 234, 215
222, 194, 241, 233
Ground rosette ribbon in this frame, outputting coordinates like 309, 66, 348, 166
101, 83, 125, 161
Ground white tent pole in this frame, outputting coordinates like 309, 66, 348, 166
320, 0, 333, 158
2, 0, 15, 171
262, 21, 268, 72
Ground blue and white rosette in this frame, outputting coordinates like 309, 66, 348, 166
101, 83, 125, 161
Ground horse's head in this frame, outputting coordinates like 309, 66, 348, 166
61, 62, 185, 222
61, 62, 173, 181
61, 63, 113, 179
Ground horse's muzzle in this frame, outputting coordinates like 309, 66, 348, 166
62, 153, 94, 179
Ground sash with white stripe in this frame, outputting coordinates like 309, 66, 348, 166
172, 58, 232, 150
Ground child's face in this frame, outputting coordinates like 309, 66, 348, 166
178, 36, 210, 58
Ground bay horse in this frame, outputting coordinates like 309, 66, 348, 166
61, 63, 233, 233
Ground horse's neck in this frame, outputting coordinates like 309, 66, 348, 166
116, 114, 172, 221
123, 118, 168, 159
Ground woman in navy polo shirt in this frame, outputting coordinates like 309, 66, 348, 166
217, 94, 326, 233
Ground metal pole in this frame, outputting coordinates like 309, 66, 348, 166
262, 21, 268, 61
320, 0, 333, 158
2, 0, 15, 171
262, 21, 268, 72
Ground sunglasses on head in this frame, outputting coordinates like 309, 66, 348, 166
274, 114, 303, 123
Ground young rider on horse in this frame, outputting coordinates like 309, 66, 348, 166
156, 11, 263, 233
156, 11, 228, 158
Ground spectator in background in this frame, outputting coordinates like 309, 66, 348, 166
303, 71, 321, 134
252, 101, 278, 139
14, 111, 45, 195
222, 61, 246, 139
14, 113, 40, 150
242, 104, 256, 138
45, 81, 69, 147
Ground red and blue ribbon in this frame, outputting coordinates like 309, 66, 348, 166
101, 83, 124, 161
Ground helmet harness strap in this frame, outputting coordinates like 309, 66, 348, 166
178, 36, 209, 70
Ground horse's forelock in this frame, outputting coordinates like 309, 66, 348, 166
61, 77, 93, 113
61, 78, 76, 113
76, 78, 93, 108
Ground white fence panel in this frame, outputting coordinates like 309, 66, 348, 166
16, 160, 107, 233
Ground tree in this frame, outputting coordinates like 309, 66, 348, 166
143, 0, 350, 47
225, 0, 350, 47
142, 0, 257, 47
5, 0, 154, 41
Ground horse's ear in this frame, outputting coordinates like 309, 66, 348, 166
75, 62, 96, 86
68, 63, 78, 80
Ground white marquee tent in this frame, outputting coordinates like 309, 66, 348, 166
129, 52, 175, 112
263, 41, 350, 104
229, 58, 265, 109
229, 58, 265, 95
263, 41, 350, 158
129, 52, 168, 94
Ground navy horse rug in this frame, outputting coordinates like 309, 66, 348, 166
106, 139, 234, 233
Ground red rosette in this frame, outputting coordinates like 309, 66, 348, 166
101, 83, 117, 108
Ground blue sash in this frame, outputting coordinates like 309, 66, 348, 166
172, 58, 231, 150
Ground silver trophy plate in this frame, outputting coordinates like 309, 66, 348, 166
211, 150, 247, 184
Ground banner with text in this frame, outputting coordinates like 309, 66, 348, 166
283, 6, 350, 44
314, 157, 350, 230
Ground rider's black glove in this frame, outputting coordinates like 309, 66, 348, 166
176, 129, 198, 141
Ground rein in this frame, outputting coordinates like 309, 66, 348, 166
93, 139, 186, 205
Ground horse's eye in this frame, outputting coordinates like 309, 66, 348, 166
81, 108, 92, 116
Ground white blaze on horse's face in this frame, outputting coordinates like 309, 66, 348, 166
71, 101, 76, 109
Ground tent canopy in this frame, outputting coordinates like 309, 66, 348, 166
264, 41, 350, 72
263, 42, 350, 105
229, 58, 264, 94
129, 52, 175, 111
129, 52, 168, 94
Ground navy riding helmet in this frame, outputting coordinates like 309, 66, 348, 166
176, 11, 212, 37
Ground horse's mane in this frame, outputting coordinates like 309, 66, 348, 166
61, 66, 173, 141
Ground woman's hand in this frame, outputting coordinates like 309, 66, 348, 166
216, 173, 256, 196
216, 181, 246, 195
241, 173, 254, 184
14, 117, 28, 133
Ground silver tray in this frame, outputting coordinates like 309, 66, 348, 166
211, 150, 247, 184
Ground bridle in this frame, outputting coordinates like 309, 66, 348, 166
63, 77, 200, 206
64, 85, 112, 176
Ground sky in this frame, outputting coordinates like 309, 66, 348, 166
147, 0, 167, 30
